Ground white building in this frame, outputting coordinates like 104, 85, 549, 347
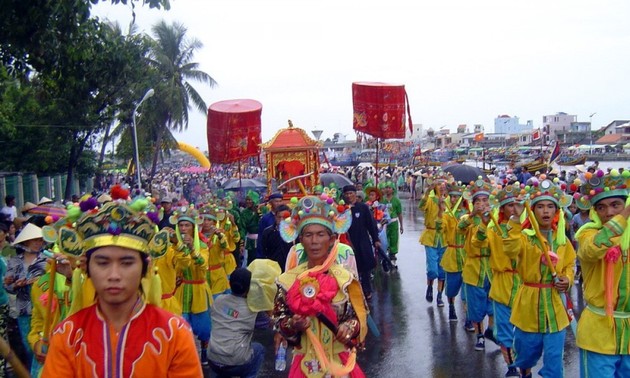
494, 115, 534, 135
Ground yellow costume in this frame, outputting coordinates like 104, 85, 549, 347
463, 215, 492, 287
478, 222, 521, 306
503, 220, 575, 332
204, 232, 230, 295
440, 208, 467, 273
576, 214, 630, 354
419, 191, 443, 247
157, 246, 190, 315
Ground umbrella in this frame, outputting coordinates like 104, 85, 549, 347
442, 164, 486, 184
26, 205, 67, 218
320, 173, 353, 188
222, 178, 266, 191
180, 166, 208, 174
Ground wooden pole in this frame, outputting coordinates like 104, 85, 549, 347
0, 335, 30, 378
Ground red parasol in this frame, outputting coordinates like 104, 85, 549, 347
207, 99, 262, 164
352, 82, 413, 184
352, 82, 412, 139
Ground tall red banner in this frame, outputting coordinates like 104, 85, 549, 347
207, 99, 262, 164
352, 82, 412, 139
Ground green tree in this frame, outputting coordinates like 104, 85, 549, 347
144, 20, 217, 181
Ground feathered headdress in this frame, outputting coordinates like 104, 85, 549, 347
279, 195, 352, 243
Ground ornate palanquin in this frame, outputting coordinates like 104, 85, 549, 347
261, 120, 322, 199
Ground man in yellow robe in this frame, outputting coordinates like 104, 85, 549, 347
575, 171, 630, 377
503, 180, 575, 378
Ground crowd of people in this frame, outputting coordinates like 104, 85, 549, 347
0, 158, 628, 377
418, 164, 630, 378
0, 163, 406, 378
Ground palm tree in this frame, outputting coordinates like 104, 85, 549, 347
145, 20, 216, 180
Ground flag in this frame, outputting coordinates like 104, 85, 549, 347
548, 141, 561, 163
474, 133, 484, 142
533, 128, 541, 140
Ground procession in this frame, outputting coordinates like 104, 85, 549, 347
3, 1, 630, 377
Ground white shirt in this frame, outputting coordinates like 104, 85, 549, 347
0, 206, 16, 222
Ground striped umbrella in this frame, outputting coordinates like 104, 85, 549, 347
26, 205, 67, 218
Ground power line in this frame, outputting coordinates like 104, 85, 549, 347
11, 124, 101, 128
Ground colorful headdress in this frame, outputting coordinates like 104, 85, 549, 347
246, 190, 260, 205
527, 179, 571, 208
446, 182, 465, 196
492, 182, 523, 207
578, 169, 629, 206
322, 183, 341, 201
378, 180, 396, 191
54, 200, 168, 258
463, 177, 493, 201
279, 195, 352, 243
364, 185, 382, 200
170, 205, 201, 226
198, 204, 217, 221
572, 193, 592, 211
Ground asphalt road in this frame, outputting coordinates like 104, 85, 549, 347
205, 197, 581, 377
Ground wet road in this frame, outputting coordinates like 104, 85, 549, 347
205, 197, 582, 377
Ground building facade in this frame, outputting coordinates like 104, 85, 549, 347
494, 115, 534, 135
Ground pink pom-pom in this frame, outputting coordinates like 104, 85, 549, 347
573, 193, 580, 199
596, 169, 605, 178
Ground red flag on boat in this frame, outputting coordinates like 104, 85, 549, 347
548, 141, 561, 163
532, 128, 541, 140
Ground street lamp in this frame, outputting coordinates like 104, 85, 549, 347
132, 88, 155, 191
589, 112, 596, 155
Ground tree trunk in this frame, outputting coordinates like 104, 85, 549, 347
150, 127, 163, 184
64, 143, 77, 201
64, 132, 91, 201
95, 122, 113, 191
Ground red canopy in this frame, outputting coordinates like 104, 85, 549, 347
352, 82, 412, 139
207, 99, 262, 164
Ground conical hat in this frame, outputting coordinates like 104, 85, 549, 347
21, 202, 37, 213
38, 197, 53, 205
12, 223, 43, 245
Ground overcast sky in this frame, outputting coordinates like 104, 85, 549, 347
92, 0, 630, 150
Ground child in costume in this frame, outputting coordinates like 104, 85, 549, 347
440, 182, 468, 321
419, 175, 447, 306
199, 204, 231, 297
503, 179, 576, 378
461, 178, 495, 351
474, 182, 523, 377
171, 205, 213, 366
575, 169, 630, 377
380, 181, 403, 267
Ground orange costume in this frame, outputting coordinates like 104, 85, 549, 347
41, 299, 203, 378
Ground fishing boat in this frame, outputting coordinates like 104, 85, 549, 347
517, 141, 562, 173
557, 155, 587, 166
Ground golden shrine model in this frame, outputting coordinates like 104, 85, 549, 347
261, 120, 322, 199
